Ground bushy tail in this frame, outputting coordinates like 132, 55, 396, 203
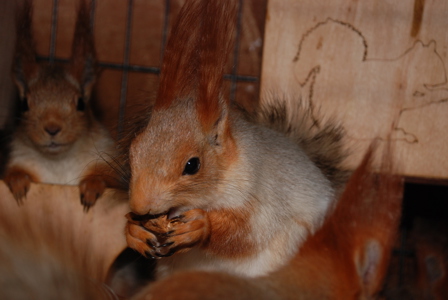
326, 140, 403, 296
255, 98, 349, 190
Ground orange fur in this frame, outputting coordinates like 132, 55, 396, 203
127, 209, 211, 259
82, 162, 126, 192
134, 142, 404, 299
127, 205, 256, 261
153, 0, 236, 133
205, 207, 257, 258
285, 142, 403, 298
5, 0, 118, 210
195, 1, 236, 132
127, 0, 339, 280
81, 162, 127, 210
154, 0, 203, 110
3, 165, 39, 203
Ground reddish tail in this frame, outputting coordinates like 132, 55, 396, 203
134, 140, 404, 299
312, 140, 404, 296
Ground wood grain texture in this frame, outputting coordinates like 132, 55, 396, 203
0, 180, 128, 281
261, 0, 448, 179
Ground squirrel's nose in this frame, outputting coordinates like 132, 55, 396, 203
45, 125, 61, 136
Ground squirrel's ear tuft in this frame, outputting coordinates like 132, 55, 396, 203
195, 0, 237, 132
154, 0, 238, 132
154, 0, 204, 111
13, 0, 38, 98
69, 0, 98, 99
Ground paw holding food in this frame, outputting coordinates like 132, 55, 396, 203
125, 209, 210, 259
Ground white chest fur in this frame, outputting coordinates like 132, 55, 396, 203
8, 128, 115, 186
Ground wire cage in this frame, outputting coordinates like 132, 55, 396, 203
0, 0, 447, 298
25, 0, 266, 139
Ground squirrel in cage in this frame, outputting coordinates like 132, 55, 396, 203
125, 0, 349, 280
3, 0, 118, 211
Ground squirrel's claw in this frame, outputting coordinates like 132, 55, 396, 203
4, 170, 32, 205
79, 177, 106, 212
126, 209, 210, 258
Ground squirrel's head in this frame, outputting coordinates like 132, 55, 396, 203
128, 0, 238, 216
13, 0, 98, 155
128, 96, 238, 217
15, 66, 91, 155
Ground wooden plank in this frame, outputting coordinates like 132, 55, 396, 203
0, 181, 128, 281
261, 0, 448, 179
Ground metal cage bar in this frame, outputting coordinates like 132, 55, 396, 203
43, 0, 259, 138
117, 0, 134, 137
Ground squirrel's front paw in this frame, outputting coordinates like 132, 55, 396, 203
126, 209, 210, 258
4, 169, 32, 205
79, 177, 106, 212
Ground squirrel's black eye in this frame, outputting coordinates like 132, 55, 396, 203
21, 97, 29, 112
76, 97, 85, 111
183, 157, 200, 175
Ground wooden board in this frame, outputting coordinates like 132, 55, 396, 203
0, 181, 129, 281
261, 0, 448, 179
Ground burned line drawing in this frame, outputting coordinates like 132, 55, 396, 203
292, 18, 448, 144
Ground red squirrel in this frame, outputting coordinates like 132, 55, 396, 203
132, 141, 403, 300
125, 0, 347, 279
3, 0, 118, 211
0, 144, 402, 299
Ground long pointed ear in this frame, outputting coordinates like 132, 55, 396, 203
13, 0, 38, 98
154, 0, 237, 133
154, 0, 202, 110
334, 141, 403, 296
69, 0, 98, 99
206, 97, 231, 147
196, 1, 237, 133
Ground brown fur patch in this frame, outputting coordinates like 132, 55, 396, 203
153, 0, 237, 133
288, 142, 403, 297
196, 1, 237, 131
3, 165, 39, 202
82, 161, 125, 190
138, 142, 403, 299
204, 207, 257, 259
154, 1, 203, 110
216, 123, 239, 172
